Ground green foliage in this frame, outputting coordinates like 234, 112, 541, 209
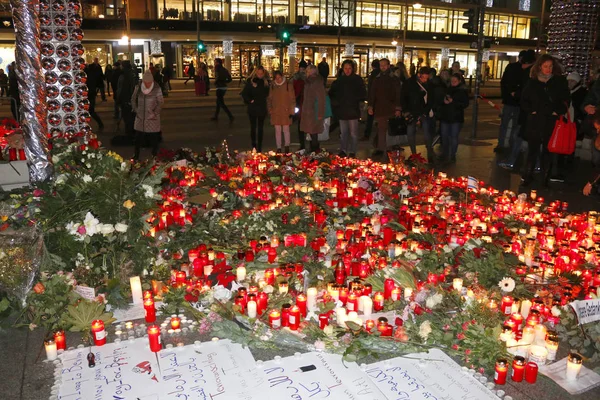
61, 300, 115, 343
160, 286, 188, 315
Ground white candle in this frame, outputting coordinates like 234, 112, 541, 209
347, 311, 359, 324
520, 300, 532, 319
452, 278, 463, 291
362, 296, 373, 317
566, 353, 583, 381
203, 265, 213, 276
522, 327, 535, 344
236, 266, 246, 282
330, 288, 339, 302
45, 340, 58, 361
546, 339, 559, 361
129, 276, 143, 305
506, 338, 519, 356
306, 287, 318, 311
533, 324, 547, 343
335, 308, 347, 325
528, 345, 548, 365
516, 340, 530, 358
404, 288, 413, 301
247, 300, 257, 318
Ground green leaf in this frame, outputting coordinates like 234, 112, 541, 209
61, 300, 116, 334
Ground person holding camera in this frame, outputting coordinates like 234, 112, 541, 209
401, 66, 435, 163
436, 73, 469, 163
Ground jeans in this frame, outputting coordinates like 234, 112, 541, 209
364, 113, 374, 138
440, 122, 462, 160
339, 119, 359, 154
407, 116, 435, 161
89, 94, 104, 129
134, 131, 160, 160
249, 115, 265, 151
498, 104, 520, 149
274, 125, 290, 149
215, 89, 233, 119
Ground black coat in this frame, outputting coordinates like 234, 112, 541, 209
437, 85, 469, 123
329, 73, 366, 120
215, 66, 232, 88
401, 76, 433, 117
318, 61, 330, 81
241, 77, 270, 117
501, 62, 528, 106
520, 75, 570, 143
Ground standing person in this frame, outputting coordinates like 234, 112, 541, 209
7, 62, 19, 120
293, 60, 308, 149
117, 60, 138, 136
111, 62, 122, 119
318, 57, 330, 87
329, 59, 366, 158
361, 59, 380, 141
437, 73, 469, 163
401, 66, 435, 162
162, 64, 173, 92
394, 62, 409, 83
84, 57, 105, 131
211, 58, 234, 122
519, 54, 570, 186
268, 70, 295, 153
451, 61, 464, 77
241, 66, 269, 152
184, 61, 195, 85
367, 58, 402, 156
104, 64, 113, 97
300, 65, 327, 153
194, 63, 209, 96
0, 69, 8, 98
132, 70, 164, 160
567, 72, 588, 142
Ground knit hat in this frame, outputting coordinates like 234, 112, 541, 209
142, 70, 154, 83
299, 60, 308, 69
567, 72, 581, 83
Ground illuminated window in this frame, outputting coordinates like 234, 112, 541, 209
203, 1, 224, 21
515, 17, 530, 39
356, 2, 380, 28
297, 0, 323, 25
231, 0, 260, 22
410, 7, 429, 32
431, 9, 448, 32
383, 4, 402, 30
328, 0, 355, 27
265, 0, 289, 23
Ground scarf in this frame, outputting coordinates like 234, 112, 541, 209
141, 82, 154, 95
275, 77, 287, 86
538, 73, 552, 83
416, 80, 434, 118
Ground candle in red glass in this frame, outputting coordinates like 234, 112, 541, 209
365, 319, 375, 333
17, 149, 25, 160
391, 287, 401, 302
358, 262, 370, 279
54, 330, 66, 351
8, 148, 16, 161
144, 299, 156, 323
373, 292, 384, 312
235, 295, 246, 314
268, 247, 277, 263
346, 293, 359, 312
504, 319, 517, 333
512, 356, 526, 382
143, 290, 153, 300
319, 314, 329, 329
147, 325, 161, 352
338, 287, 348, 305
511, 313, 524, 330
238, 287, 248, 303
175, 270, 186, 285
524, 362, 538, 384
494, 358, 508, 385
384, 278, 395, 300
170, 317, 181, 330
384, 325, 393, 337
281, 304, 291, 327
526, 312, 540, 328
269, 310, 281, 329
501, 296, 514, 315
296, 294, 307, 317
382, 227, 393, 245
245, 249, 255, 262
264, 269, 275, 285
288, 305, 301, 331
91, 320, 106, 346
257, 292, 268, 315
363, 284, 373, 296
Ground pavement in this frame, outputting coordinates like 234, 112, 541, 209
0, 79, 599, 399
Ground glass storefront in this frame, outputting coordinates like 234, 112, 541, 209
84, 44, 113, 67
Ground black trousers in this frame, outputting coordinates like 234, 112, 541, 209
134, 131, 160, 160
121, 104, 135, 136
96, 82, 106, 101
249, 115, 265, 152
88, 94, 104, 129
10, 97, 19, 120
297, 118, 305, 149
364, 113, 374, 138
215, 89, 233, 119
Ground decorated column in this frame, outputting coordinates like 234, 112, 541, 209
10, 0, 53, 182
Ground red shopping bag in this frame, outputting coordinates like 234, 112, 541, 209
548, 114, 577, 155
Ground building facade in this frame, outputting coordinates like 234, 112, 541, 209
0, 0, 544, 79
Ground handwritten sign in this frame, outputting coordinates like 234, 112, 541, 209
570, 299, 600, 325
74, 285, 96, 300
366, 349, 498, 400
254, 352, 387, 400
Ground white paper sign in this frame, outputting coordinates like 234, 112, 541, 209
366, 349, 498, 400
539, 357, 600, 395
254, 352, 387, 400
74, 285, 96, 300
570, 299, 600, 325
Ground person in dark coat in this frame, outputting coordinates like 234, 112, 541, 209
162, 64, 173, 91
117, 60, 138, 136
7, 63, 19, 120
184, 61, 195, 85
362, 59, 380, 141
567, 72, 588, 139
211, 58, 234, 122
437, 73, 469, 163
329, 60, 366, 157
0, 68, 9, 98
111, 62, 122, 119
104, 64, 113, 97
367, 58, 402, 156
401, 66, 435, 162
85, 57, 105, 130
318, 57, 330, 87
241, 66, 269, 152
520, 54, 570, 186
300, 65, 326, 153
293, 60, 308, 149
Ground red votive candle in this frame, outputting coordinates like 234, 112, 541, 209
512, 356, 526, 382
501, 296, 513, 315
269, 310, 281, 329
91, 320, 106, 346
257, 292, 268, 315
525, 362, 538, 384
346, 293, 358, 312
170, 317, 181, 330
144, 299, 156, 323
296, 294, 307, 317
289, 305, 301, 331
281, 304, 291, 327
494, 358, 508, 385
147, 325, 161, 352
54, 330, 66, 351
319, 314, 329, 329
384, 278, 395, 299
373, 292, 384, 312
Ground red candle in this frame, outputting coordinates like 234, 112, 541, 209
91, 320, 106, 346
363, 284, 372, 296
373, 292, 384, 312
245, 249, 255, 262
8, 148, 16, 161
175, 270, 186, 285
391, 287, 401, 302
524, 362, 538, 383
257, 292, 268, 315
512, 356, 526, 382
338, 287, 348, 305
501, 296, 513, 315
377, 318, 388, 335
510, 313, 524, 330
289, 305, 301, 330
296, 294, 307, 317
384, 325, 393, 337
54, 330, 66, 351
235, 295, 246, 314
143, 290, 153, 300
267, 247, 277, 263
147, 325, 161, 352
170, 317, 181, 330
264, 269, 275, 285
365, 319, 375, 332
494, 358, 508, 385
346, 293, 358, 312
281, 304, 291, 327
384, 278, 395, 299
319, 313, 329, 329
269, 310, 281, 329
526, 312, 540, 328
144, 299, 156, 323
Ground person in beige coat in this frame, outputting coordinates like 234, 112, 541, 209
300, 65, 326, 153
268, 71, 296, 153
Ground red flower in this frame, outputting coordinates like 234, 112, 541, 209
33, 282, 45, 294
462, 322, 470, 331
465, 349, 472, 356
456, 333, 465, 340
394, 317, 403, 326
413, 305, 424, 315
452, 344, 459, 350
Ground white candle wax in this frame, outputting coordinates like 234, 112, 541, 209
516, 340, 530, 358
330, 289, 339, 302
528, 345, 548, 365
45, 340, 57, 361
566, 356, 582, 381
335, 308, 347, 325
520, 300, 532, 319
522, 327, 535, 344
247, 300, 257, 318
347, 311, 359, 324
452, 278, 463, 291
404, 288, 413, 301
129, 276, 143, 305
306, 287, 318, 311
506, 338, 519, 356
203, 265, 213, 276
533, 324, 547, 343
546, 341, 558, 361
236, 266, 246, 282
362, 296, 373, 317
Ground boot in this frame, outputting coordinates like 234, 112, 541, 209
284, 146, 290, 153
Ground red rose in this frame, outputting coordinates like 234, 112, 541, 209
33, 282, 45, 294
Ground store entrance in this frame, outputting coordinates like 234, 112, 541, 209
239, 48, 260, 79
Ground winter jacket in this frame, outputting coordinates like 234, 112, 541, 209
268, 79, 296, 126
367, 68, 380, 92
583, 79, 600, 110
368, 69, 402, 119
318, 61, 330, 82
117, 68, 137, 106
570, 85, 588, 123
241, 77, 270, 117
400, 76, 433, 118
436, 85, 470, 124
0, 73, 8, 86
111, 68, 123, 94
329, 73, 366, 121
85, 63, 104, 91
132, 83, 164, 133
293, 71, 306, 116
215, 66, 232, 89
520, 75, 570, 143
501, 62, 528, 106
8, 69, 18, 99
300, 74, 326, 134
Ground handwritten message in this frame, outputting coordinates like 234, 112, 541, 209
366, 349, 497, 400
254, 351, 387, 400
570, 299, 600, 325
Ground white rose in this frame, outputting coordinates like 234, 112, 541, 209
323, 325, 334, 336
51, 155, 60, 163
99, 224, 115, 236
114, 223, 128, 233
82, 174, 92, 183
425, 293, 444, 309
262, 285, 274, 294
83, 212, 100, 236
551, 306, 562, 317
142, 184, 154, 198
212, 285, 232, 302
418, 320, 432, 340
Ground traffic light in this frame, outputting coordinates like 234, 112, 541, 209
197, 40, 207, 54
462, 9, 477, 34
276, 25, 293, 45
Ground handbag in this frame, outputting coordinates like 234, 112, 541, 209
548, 114, 577, 155
388, 116, 407, 136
